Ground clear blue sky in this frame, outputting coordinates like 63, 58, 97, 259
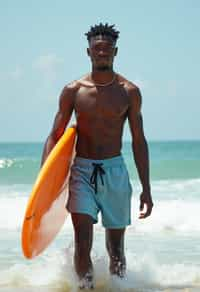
0, 0, 200, 142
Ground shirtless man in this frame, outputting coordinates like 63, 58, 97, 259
41, 23, 153, 289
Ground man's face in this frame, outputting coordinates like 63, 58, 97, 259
87, 35, 117, 71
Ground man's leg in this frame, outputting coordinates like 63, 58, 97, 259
105, 228, 126, 277
71, 213, 94, 286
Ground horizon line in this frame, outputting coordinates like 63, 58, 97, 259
0, 138, 200, 144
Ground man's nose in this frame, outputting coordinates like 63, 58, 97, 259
98, 50, 108, 57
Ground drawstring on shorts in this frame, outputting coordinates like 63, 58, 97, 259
90, 163, 105, 194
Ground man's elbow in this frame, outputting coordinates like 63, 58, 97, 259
49, 129, 63, 144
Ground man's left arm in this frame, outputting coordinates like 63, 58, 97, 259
127, 85, 153, 219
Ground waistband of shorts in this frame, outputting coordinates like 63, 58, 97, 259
73, 154, 124, 168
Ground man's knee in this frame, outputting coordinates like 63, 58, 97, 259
71, 213, 94, 228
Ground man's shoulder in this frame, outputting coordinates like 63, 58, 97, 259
63, 74, 94, 92
117, 74, 141, 101
117, 73, 139, 92
76, 74, 95, 88
62, 79, 81, 92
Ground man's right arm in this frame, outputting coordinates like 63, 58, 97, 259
41, 85, 75, 166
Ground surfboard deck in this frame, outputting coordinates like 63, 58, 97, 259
21, 127, 76, 259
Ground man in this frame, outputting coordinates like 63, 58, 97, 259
41, 23, 153, 289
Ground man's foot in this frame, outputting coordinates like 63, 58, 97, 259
110, 256, 126, 278
78, 271, 94, 290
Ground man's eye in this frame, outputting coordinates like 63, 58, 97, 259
94, 47, 113, 52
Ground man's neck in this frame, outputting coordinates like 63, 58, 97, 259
91, 68, 115, 84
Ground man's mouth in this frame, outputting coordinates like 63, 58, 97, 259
96, 59, 110, 65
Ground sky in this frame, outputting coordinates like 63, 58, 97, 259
0, 0, 200, 142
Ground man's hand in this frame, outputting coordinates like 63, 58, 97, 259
139, 191, 153, 219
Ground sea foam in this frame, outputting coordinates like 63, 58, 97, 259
1, 248, 200, 291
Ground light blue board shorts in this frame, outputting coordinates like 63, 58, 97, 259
66, 155, 132, 229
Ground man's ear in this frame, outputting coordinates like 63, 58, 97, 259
87, 48, 90, 57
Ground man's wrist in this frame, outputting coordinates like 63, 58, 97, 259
142, 184, 151, 193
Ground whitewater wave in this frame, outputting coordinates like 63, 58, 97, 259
1, 197, 200, 233
1, 249, 200, 291
1, 179, 200, 233
0, 159, 14, 169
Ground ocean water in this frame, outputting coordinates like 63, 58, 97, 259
1, 140, 200, 292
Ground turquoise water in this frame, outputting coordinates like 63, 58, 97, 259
1, 140, 200, 291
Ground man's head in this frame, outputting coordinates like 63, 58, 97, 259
85, 23, 120, 71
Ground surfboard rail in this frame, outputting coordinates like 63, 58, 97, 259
21, 127, 76, 259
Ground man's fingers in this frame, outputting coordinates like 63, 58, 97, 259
139, 203, 153, 219
139, 210, 151, 219
70, 124, 77, 128
139, 192, 153, 219
139, 213, 146, 219
139, 200, 144, 211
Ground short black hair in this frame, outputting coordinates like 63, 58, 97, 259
85, 23, 119, 43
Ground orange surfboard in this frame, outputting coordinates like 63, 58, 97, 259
21, 127, 76, 259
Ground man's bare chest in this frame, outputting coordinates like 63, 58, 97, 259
74, 86, 129, 118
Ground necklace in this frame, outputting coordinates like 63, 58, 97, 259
90, 73, 116, 87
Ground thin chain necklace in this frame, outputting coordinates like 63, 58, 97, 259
90, 73, 116, 87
